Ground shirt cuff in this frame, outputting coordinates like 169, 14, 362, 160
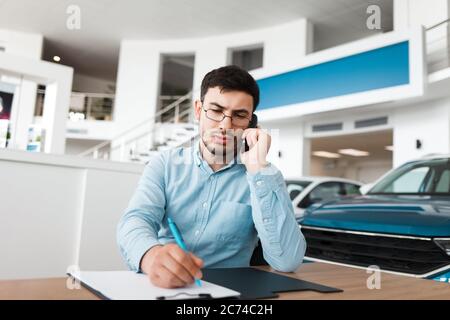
128, 238, 161, 273
246, 163, 285, 198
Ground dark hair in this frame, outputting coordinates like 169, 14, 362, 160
200, 65, 260, 111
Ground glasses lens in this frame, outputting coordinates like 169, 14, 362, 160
205, 109, 224, 122
205, 109, 250, 127
232, 116, 250, 127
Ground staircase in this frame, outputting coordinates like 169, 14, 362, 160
158, 95, 193, 123
77, 91, 199, 163
128, 122, 198, 163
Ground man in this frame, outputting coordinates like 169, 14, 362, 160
117, 65, 306, 288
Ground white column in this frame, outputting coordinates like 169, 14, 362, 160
114, 41, 161, 133
42, 78, 72, 154
393, 0, 410, 31
267, 121, 309, 177
10, 80, 37, 150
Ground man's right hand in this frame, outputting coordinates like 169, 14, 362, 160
140, 243, 204, 288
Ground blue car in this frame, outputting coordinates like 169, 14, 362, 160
299, 155, 450, 283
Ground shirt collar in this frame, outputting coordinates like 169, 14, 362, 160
193, 140, 243, 172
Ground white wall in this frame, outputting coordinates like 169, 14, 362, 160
0, 150, 144, 279
192, 19, 313, 97
394, 0, 450, 31
0, 29, 43, 59
310, 157, 392, 184
65, 138, 108, 155
265, 95, 450, 180
392, 96, 450, 167
262, 120, 310, 178
394, 0, 450, 71
114, 19, 312, 137
65, 119, 115, 141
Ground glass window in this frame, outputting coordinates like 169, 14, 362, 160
369, 159, 450, 195
343, 183, 362, 195
286, 180, 312, 201
298, 182, 343, 209
436, 170, 450, 193
393, 167, 429, 192
309, 182, 343, 203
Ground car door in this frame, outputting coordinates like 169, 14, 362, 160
299, 181, 344, 209
286, 180, 312, 217
342, 183, 362, 196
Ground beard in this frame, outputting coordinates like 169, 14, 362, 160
201, 129, 243, 164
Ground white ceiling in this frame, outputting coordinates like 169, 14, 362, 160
311, 129, 393, 160
0, 0, 393, 81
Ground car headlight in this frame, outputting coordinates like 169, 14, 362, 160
434, 238, 450, 256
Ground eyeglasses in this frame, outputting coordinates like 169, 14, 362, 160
202, 106, 251, 127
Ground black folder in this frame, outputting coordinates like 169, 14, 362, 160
202, 267, 343, 299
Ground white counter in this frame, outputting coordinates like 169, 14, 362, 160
0, 149, 146, 280
0, 148, 145, 173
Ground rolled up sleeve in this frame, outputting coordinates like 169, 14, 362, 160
246, 164, 306, 272
117, 154, 166, 272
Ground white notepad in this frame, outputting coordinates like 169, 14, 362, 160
70, 271, 240, 300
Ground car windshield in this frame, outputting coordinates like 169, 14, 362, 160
369, 158, 450, 195
285, 180, 312, 200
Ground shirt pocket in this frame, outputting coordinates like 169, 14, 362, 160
214, 201, 255, 244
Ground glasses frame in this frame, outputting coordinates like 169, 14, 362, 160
201, 105, 252, 127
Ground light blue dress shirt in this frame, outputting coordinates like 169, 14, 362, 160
117, 143, 306, 273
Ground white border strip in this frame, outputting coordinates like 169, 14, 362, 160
301, 225, 432, 241
304, 256, 450, 279
254, 27, 426, 122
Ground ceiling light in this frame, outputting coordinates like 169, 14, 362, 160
338, 149, 370, 157
53, 56, 61, 62
385, 145, 393, 151
312, 151, 341, 159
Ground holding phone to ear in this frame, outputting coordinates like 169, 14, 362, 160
243, 114, 258, 152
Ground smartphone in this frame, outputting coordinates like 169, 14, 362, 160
243, 114, 258, 152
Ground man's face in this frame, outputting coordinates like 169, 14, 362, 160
194, 87, 253, 159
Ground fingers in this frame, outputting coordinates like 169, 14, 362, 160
169, 245, 203, 280
241, 128, 250, 141
145, 244, 204, 289
242, 129, 260, 150
150, 265, 185, 288
249, 131, 258, 148
190, 252, 204, 268
162, 253, 196, 284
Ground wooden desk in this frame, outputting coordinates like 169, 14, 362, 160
1, 262, 449, 300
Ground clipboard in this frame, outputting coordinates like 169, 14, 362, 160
202, 267, 343, 299
68, 271, 240, 300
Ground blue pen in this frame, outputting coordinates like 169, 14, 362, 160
167, 217, 202, 287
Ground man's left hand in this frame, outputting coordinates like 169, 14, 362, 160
240, 128, 271, 174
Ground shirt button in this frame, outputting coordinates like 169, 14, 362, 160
263, 218, 270, 223
202, 202, 208, 208
256, 181, 263, 186
195, 230, 200, 236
